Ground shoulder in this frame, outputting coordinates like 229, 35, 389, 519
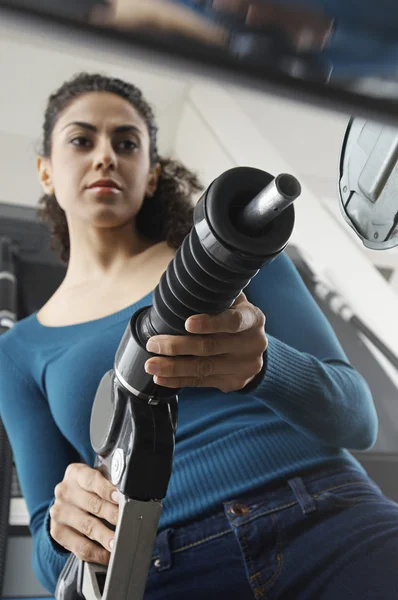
245, 251, 298, 299
0, 315, 52, 400
0, 314, 39, 362
261, 251, 298, 279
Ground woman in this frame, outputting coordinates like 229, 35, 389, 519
0, 72, 397, 599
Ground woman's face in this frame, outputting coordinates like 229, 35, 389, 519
37, 91, 158, 229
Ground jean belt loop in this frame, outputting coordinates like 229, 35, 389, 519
154, 528, 175, 571
288, 477, 317, 515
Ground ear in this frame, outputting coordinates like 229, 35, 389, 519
36, 156, 55, 195
145, 163, 161, 197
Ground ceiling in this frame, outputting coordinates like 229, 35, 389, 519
0, 14, 396, 290
0, 12, 347, 210
232, 84, 398, 282
0, 28, 190, 208
233, 86, 349, 200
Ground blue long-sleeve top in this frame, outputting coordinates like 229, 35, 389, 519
0, 252, 377, 594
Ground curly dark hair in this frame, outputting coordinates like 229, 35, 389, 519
38, 72, 204, 263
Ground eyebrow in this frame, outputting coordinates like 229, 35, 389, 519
62, 121, 142, 135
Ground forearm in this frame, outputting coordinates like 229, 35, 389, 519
0, 348, 80, 594
31, 501, 70, 594
252, 335, 378, 450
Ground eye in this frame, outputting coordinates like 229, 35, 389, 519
117, 139, 138, 152
70, 136, 91, 148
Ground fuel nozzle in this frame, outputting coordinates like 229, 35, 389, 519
115, 166, 301, 401
147, 166, 301, 336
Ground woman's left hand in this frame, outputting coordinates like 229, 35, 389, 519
144, 293, 267, 392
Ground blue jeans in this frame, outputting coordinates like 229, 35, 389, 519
144, 465, 398, 599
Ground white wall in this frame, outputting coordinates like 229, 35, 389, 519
0, 24, 190, 208
173, 82, 398, 357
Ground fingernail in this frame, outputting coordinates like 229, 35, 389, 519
146, 340, 160, 353
186, 317, 202, 332
145, 361, 161, 375
111, 491, 120, 504
109, 538, 114, 550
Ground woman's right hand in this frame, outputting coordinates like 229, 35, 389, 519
49, 463, 121, 566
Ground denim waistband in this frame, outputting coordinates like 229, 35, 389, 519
151, 464, 381, 567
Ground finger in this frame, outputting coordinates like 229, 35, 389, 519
50, 503, 115, 558
74, 488, 120, 528
185, 303, 265, 334
145, 354, 258, 379
146, 328, 266, 357
72, 464, 120, 506
51, 524, 111, 566
152, 373, 254, 393
230, 292, 247, 306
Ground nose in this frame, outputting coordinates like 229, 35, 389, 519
93, 138, 117, 171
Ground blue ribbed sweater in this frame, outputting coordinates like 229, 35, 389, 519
0, 252, 377, 593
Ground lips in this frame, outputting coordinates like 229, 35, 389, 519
88, 179, 122, 190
